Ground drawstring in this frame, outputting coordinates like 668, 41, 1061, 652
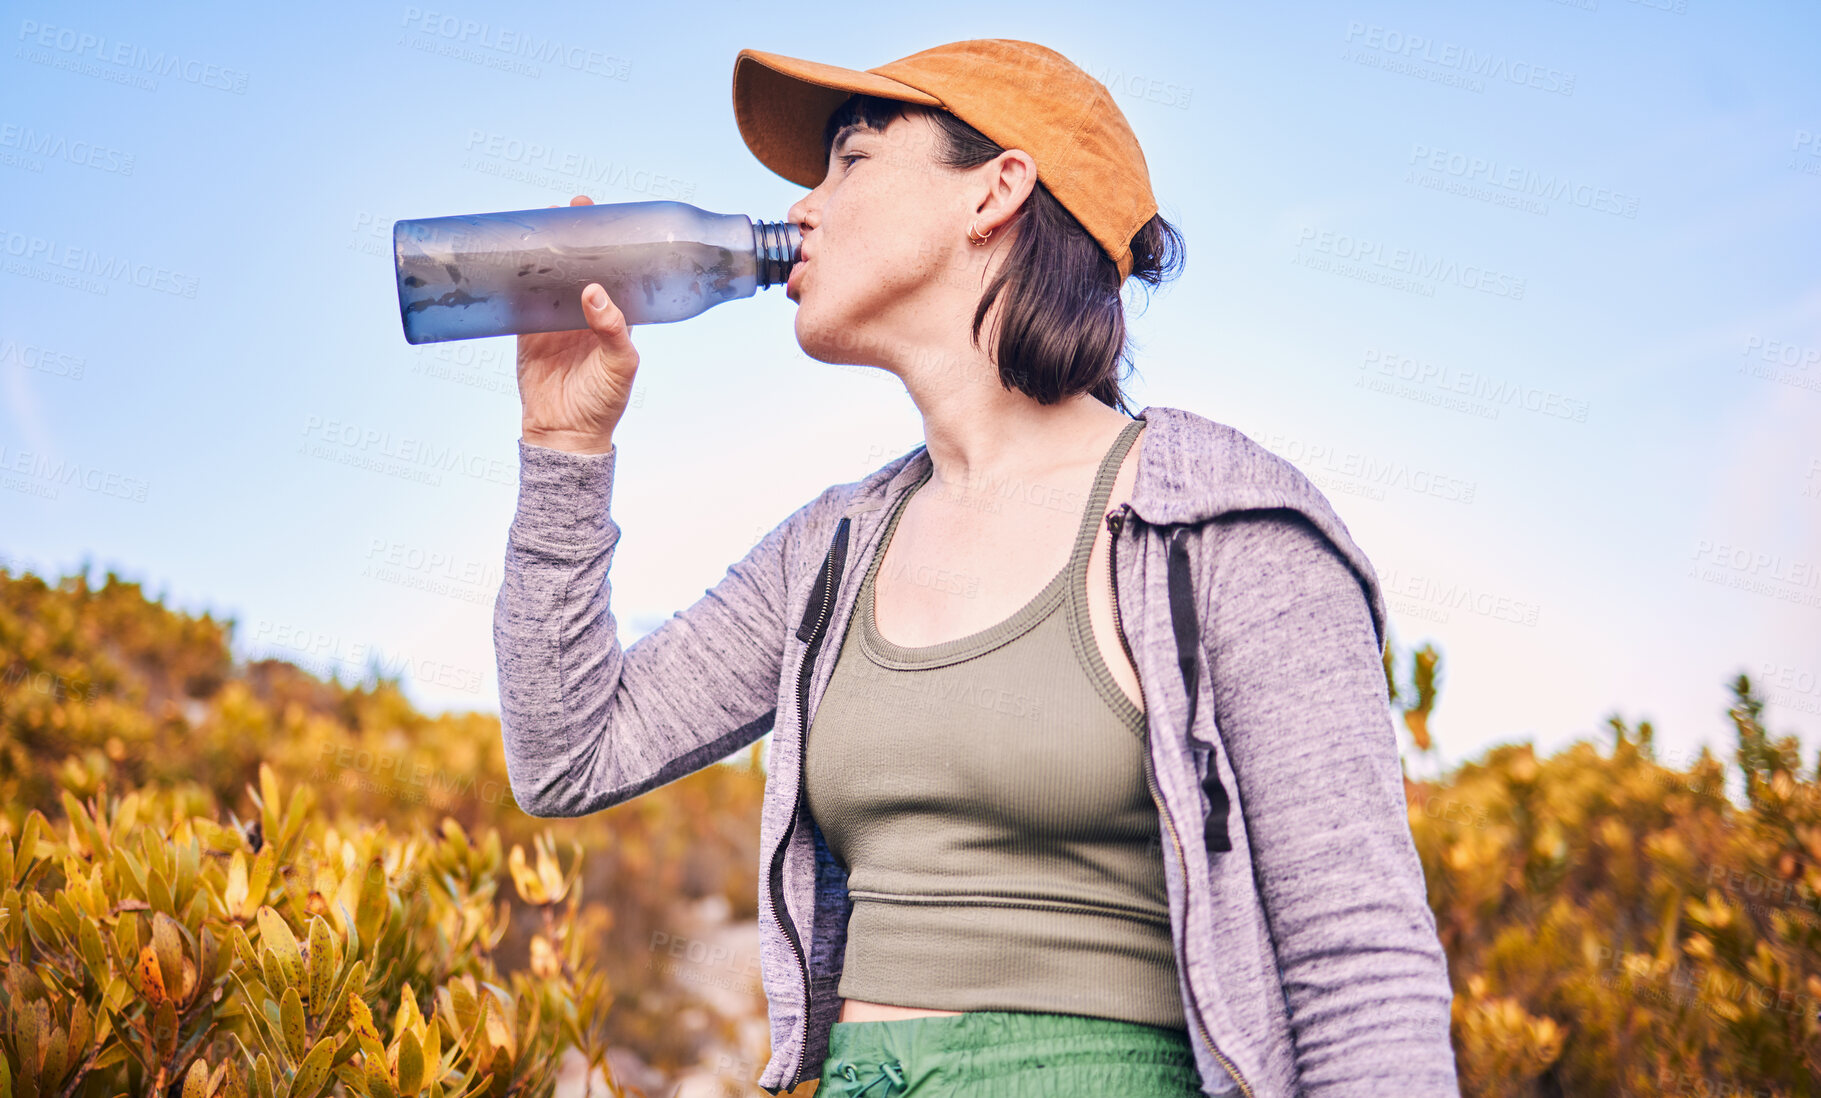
835, 1059, 905, 1094
1169, 526, 1232, 853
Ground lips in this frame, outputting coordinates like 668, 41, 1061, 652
787, 260, 807, 298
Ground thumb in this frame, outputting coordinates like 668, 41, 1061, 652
582, 283, 630, 345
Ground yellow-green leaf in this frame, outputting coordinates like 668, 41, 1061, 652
393, 984, 421, 1041
220, 1058, 248, 1098
41, 1023, 69, 1090
54, 888, 82, 939
287, 1034, 337, 1098
280, 789, 310, 852
224, 851, 249, 918
481, 996, 514, 1064
192, 816, 245, 854
79, 917, 109, 986
395, 1029, 425, 1097
281, 986, 306, 1063
26, 891, 68, 949
259, 763, 282, 845
14, 1000, 43, 1071
261, 946, 288, 997
365, 1058, 398, 1098
420, 1019, 440, 1085
229, 923, 261, 975
174, 837, 200, 901
356, 858, 387, 946
147, 853, 175, 916
18, 810, 47, 879
306, 916, 333, 1011
349, 992, 386, 1064
445, 979, 477, 1038
320, 958, 364, 1037
256, 906, 303, 989
114, 907, 140, 961
153, 912, 185, 1005
245, 843, 277, 921
183, 1059, 210, 1098
153, 997, 179, 1061
66, 998, 91, 1064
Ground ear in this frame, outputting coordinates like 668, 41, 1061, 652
974, 149, 1037, 235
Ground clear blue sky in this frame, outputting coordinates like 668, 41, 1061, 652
3, 0, 1817, 776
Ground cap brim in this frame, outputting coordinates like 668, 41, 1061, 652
734, 48, 943, 189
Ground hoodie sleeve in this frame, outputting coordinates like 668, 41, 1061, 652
1204, 509, 1460, 1098
492, 438, 798, 818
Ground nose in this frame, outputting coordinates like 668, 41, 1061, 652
787, 201, 814, 244
787, 174, 830, 242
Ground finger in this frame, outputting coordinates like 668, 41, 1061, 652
569, 194, 593, 206
581, 283, 631, 348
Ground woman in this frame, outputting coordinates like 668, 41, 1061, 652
496, 39, 1460, 1098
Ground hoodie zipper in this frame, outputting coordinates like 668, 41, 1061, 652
766, 516, 848, 1091
1107, 505, 1255, 1098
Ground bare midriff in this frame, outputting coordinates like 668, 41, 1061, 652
838, 999, 964, 1022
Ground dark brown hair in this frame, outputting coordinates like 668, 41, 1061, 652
821, 93, 1186, 415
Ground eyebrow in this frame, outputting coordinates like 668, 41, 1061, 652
830, 124, 868, 157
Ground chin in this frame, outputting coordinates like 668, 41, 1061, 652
794, 306, 870, 367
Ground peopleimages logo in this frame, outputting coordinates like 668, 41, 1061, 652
0, 443, 150, 503
0, 227, 200, 298
0, 122, 136, 175
298, 413, 515, 489
15, 19, 249, 93
1295, 226, 1527, 300
246, 620, 484, 694
0, 338, 86, 381
398, 7, 630, 80
1407, 144, 1640, 219
1342, 22, 1576, 97
1377, 565, 1542, 627
462, 130, 695, 202
1360, 349, 1591, 423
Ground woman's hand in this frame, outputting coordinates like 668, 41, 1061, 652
515, 194, 638, 455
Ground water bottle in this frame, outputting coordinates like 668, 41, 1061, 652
392, 200, 801, 344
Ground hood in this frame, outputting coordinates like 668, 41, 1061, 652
1126, 406, 1390, 653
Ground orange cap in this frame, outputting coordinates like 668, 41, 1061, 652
733, 39, 1158, 282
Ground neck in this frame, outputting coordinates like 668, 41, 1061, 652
855, 288, 1132, 492
899, 359, 1130, 494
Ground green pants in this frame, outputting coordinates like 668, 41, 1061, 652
818, 1010, 1206, 1096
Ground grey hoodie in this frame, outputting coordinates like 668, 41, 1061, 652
492, 404, 1461, 1098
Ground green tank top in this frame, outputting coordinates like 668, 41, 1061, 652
803, 416, 1184, 1030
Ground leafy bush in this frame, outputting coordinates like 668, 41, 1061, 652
2, 566, 767, 1096
6, 563, 1819, 1096
1400, 665, 1821, 1097
0, 762, 616, 1098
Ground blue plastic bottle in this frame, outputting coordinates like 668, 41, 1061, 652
393, 200, 801, 344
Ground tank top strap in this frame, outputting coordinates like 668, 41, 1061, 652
1067, 417, 1145, 573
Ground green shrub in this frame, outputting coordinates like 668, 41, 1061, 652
0, 762, 622, 1098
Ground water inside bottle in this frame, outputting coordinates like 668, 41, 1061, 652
399, 236, 750, 336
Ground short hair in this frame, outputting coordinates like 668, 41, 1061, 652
820, 94, 1185, 414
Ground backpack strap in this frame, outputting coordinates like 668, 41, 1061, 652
1168, 527, 1232, 854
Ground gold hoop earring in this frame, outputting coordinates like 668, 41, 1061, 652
967, 219, 993, 246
